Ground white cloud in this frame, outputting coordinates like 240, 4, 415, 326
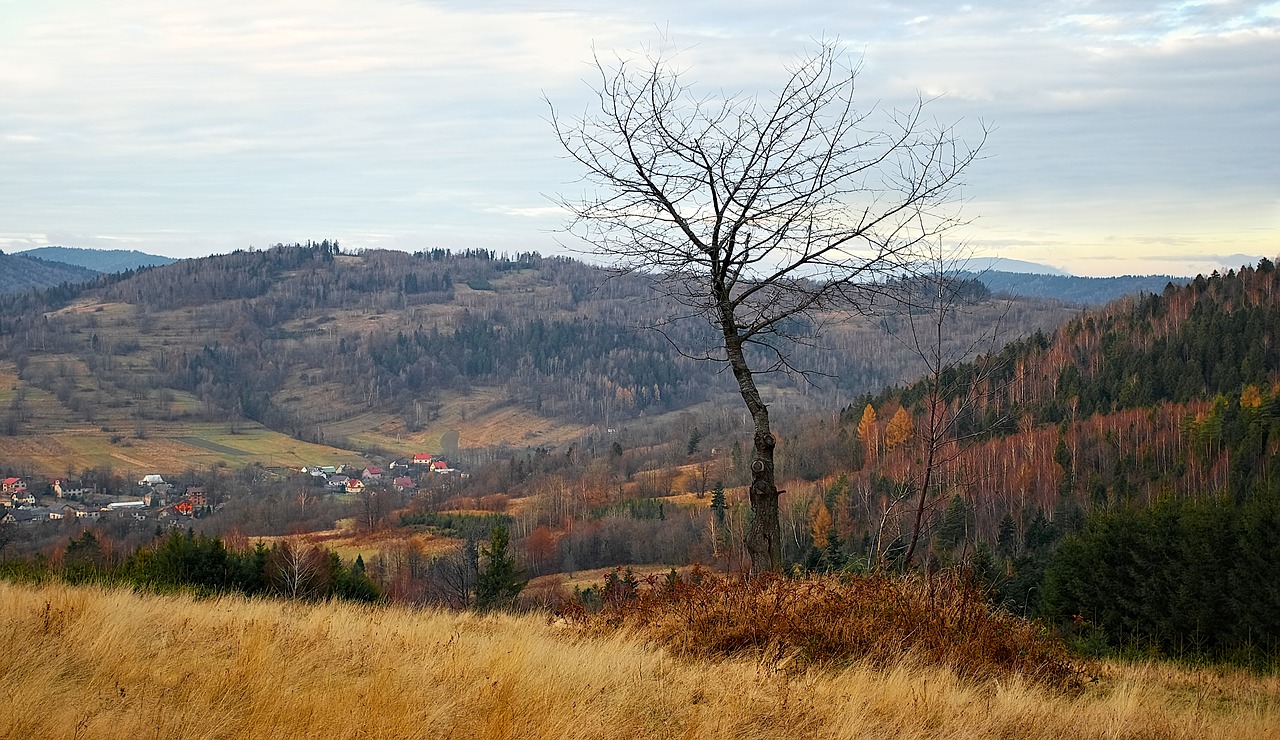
0, 0, 1274, 273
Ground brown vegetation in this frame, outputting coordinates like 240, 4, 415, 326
561, 569, 1081, 689
2, 580, 1277, 739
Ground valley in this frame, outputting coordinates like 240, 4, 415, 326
2, 246, 1279, 699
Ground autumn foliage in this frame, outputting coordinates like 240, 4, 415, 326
560, 568, 1081, 689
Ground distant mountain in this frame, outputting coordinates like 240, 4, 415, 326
0, 252, 99, 295
16, 246, 176, 273
959, 257, 1069, 276
964, 270, 1187, 305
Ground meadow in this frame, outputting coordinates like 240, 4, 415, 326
3, 580, 1277, 739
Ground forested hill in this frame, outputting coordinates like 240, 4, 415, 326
964, 270, 1186, 305
891, 259, 1280, 424
16, 246, 176, 274
0, 243, 1075, 458
824, 259, 1280, 655
0, 252, 98, 295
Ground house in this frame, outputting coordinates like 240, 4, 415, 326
325, 474, 350, 492
345, 478, 365, 495
76, 509, 101, 521
52, 479, 91, 498
412, 454, 433, 466
392, 476, 417, 493
4, 508, 46, 524
185, 487, 207, 506
172, 500, 195, 517
430, 460, 454, 474
1, 477, 26, 495
139, 474, 166, 486
361, 466, 383, 481
10, 491, 35, 506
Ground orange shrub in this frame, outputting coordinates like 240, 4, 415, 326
560, 568, 1082, 690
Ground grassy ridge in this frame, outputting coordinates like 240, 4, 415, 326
3, 581, 1278, 739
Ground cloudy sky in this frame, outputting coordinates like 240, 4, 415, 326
1, 0, 1276, 276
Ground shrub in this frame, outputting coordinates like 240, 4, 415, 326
559, 568, 1081, 690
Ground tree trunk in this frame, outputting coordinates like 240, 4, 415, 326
746, 427, 782, 572
722, 326, 783, 573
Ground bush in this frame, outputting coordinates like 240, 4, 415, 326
559, 568, 1081, 690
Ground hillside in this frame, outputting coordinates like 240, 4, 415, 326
0, 243, 1079, 476
15, 246, 176, 273
800, 258, 1280, 652
0, 252, 98, 295
966, 269, 1186, 305
4, 581, 1277, 739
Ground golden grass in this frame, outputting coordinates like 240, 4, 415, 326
528, 564, 693, 592
2, 581, 1277, 739
0, 420, 365, 478
325, 388, 592, 457
250, 527, 460, 562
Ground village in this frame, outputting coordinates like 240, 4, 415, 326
0, 453, 461, 528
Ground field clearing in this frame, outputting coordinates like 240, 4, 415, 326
176, 436, 249, 456
324, 387, 592, 458
529, 563, 697, 592
2, 581, 1277, 739
251, 527, 459, 562
1, 422, 364, 478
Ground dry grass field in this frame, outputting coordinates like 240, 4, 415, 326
2, 581, 1277, 739
246, 526, 461, 563
0, 423, 366, 479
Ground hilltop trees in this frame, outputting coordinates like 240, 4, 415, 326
552, 41, 984, 571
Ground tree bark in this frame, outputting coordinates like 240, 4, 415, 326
746, 428, 782, 573
723, 324, 783, 573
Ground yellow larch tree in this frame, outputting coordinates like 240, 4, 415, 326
885, 407, 914, 450
857, 403, 878, 462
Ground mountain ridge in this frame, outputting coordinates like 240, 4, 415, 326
0, 252, 99, 295
15, 246, 176, 273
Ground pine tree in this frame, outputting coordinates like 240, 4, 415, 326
475, 525, 526, 611
936, 494, 968, 550
687, 426, 703, 455
710, 481, 726, 526
996, 512, 1018, 558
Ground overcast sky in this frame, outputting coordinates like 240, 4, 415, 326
1, 0, 1276, 276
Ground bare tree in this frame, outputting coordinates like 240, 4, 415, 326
881, 245, 1012, 568
268, 539, 329, 600
551, 41, 984, 572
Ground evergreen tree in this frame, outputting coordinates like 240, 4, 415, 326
936, 494, 968, 550
474, 525, 526, 611
996, 512, 1018, 558
687, 426, 703, 455
710, 481, 726, 527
